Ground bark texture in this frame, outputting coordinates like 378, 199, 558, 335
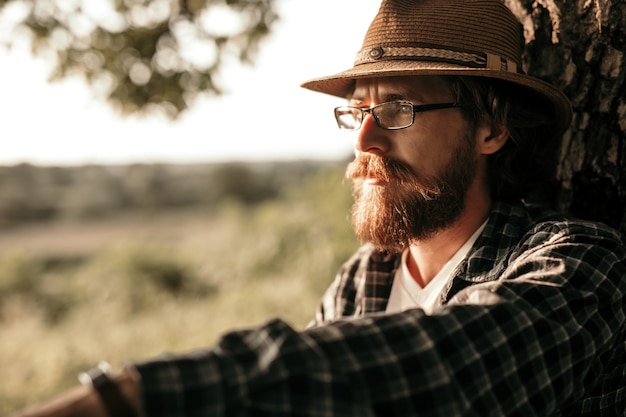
505, 0, 625, 233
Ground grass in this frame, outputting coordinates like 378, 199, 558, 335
0, 166, 359, 414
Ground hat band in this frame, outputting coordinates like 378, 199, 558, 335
355, 46, 520, 73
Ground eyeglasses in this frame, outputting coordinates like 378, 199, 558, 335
334, 101, 461, 131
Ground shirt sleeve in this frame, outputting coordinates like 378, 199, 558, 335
134, 221, 626, 416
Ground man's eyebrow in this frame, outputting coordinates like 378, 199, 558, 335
348, 93, 407, 106
384, 93, 406, 102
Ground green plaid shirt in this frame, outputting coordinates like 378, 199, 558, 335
135, 201, 626, 416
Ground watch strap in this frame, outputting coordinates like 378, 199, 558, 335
79, 362, 139, 417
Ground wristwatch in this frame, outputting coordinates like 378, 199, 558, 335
79, 361, 139, 417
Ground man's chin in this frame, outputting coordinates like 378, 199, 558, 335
352, 195, 465, 251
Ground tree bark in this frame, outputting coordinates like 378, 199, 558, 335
506, 0, 625, 234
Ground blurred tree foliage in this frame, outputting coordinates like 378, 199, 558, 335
0, 160, 341, 225
0, 0, 278, 118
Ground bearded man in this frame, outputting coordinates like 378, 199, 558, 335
10, 0, 626, 416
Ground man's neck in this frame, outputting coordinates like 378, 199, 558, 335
406, 193, 491, 288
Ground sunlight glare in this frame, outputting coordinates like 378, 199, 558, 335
129, 61, 152, 85
128, 0, 172, 28
81, 0, 126, 32
172, 18, 218, 71
200, 5, 246, 37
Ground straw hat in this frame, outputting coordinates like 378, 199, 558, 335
301, 0, 572, 136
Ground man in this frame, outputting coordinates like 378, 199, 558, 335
10, 0, 626, 416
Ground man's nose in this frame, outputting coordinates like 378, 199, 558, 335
355, 113, 391, 155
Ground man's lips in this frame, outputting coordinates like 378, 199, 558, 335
346, 155, 409, 185
363, 176, 393, 186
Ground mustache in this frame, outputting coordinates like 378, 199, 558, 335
345, 154, 417, 183
346, 154, 444, 199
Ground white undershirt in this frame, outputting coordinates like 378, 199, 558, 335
386, 221, 487, 315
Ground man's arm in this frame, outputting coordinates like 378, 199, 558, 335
9, 221, 626, 416
134, 221, 626, 416
7, 367, 143, 417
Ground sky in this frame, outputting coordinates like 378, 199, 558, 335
0, 0, 381, 166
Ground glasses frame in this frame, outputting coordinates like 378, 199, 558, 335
334, 101, 461, 131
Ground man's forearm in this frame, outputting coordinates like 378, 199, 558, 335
7, 367, 143, 417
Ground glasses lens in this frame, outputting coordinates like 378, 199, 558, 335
373, 102, 414, 129
334, 107, 362, 130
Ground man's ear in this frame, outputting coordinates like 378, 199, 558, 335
478, 123, 509, 155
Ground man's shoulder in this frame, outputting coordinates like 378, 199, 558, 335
451, 201, 625, 295
488, 200, 625, 256
519, 201, 622, 243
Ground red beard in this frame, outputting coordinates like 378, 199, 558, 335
345, 136, 477, 252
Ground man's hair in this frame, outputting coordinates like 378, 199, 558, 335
446, 76, 563, 202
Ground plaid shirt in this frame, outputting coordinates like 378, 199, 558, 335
135, 201, 626, 416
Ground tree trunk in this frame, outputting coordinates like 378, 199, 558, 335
506, 0, 625, 234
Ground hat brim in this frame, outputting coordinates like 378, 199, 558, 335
301, 61, 573, 136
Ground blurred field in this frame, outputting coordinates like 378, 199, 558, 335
0, 161, 359, 414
